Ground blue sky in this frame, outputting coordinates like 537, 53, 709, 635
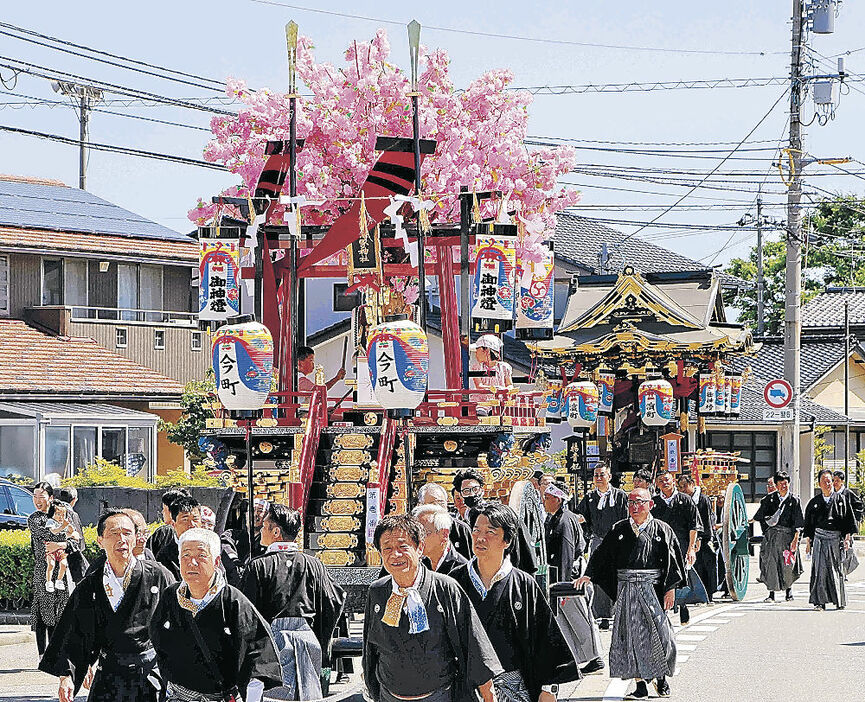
0, 0, 863, 268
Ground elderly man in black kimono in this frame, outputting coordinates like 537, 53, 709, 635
678, 473, 719, 603
803, 469, 858, 611
364, 514, 502, 702
241, 503, 345, 699
413, 504, 469, 575
39, 509, 175, 702
577, 488, 685, 700
576, 463, 628, 628
752, 470, 804, 602
419, 481, 473, 561
651, 471, 701, 624
150, 528, 281, 702
451, 502, 581, 702
544, 481, 604, 676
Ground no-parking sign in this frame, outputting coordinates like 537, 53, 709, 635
763, 378, 793, 419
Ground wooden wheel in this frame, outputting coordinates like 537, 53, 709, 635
721, 481, 749, 601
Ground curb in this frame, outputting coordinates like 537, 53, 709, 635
0, 631, 33, 647
0, 613, 30, 625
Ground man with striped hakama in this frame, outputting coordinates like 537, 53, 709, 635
752, 471, 804, 602
577, 488, 685, 700
804, 469, 858, 611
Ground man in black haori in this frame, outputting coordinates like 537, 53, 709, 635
39, 509, 175, 702
150, 528, 281, 702
544, 480, 604, 676
363, 514, 501, 702
450, 502, 581, 702
147, 488, 191, 559
651, 471, 701, 624
413, 504, 470, 575
241, 504, 345, 699
752, 471, 804, 602
578, 488, 685, 700
576, 463, 628, 628
678, 473, 719, 603
803, 469, 857, 610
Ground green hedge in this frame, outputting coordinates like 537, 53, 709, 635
0, 524, 151, 604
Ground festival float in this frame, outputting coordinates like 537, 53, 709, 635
192, 21, 581, 658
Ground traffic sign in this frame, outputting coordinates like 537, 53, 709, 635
763, 408, 793, 422
763, 379, 793, 409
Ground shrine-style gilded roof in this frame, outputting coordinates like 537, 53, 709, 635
531, 267, 757, 359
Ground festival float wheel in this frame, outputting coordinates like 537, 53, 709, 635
721, 481, 749, 601
509, 480, 548, 577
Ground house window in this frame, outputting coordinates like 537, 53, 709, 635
64, 259, 88, 307
0, 255, 8, 317
116, 327, 128, 348
72, 426, 97, 473
45, 426, 71, 477
707, 431, 777, 500
154, 329, 165, 350
42, 259, 64, 305
101, 427, 127, 464
0, 424, 36, 480
191, 331, 203, 351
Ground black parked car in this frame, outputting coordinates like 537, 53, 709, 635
0, 479, 35, 529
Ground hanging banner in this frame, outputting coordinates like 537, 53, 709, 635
698, 373, 716, 414
714, 373, 727, 413
597, 371, 615, 414
199, 237, 241, 321
365, 486, 381, 544
723, 375, 733, 414
472, 225, 517, 333
730, 375, 743, 415
515, 244, 554, 340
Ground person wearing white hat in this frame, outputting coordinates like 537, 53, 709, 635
470, 335, 513, 413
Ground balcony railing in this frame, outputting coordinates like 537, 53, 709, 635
40, 305, 197, 325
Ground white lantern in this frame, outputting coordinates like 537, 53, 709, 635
212, 316, 274, 411
638, 379, 674, 427
367, 318, 429, 410
564, 381, 599, 429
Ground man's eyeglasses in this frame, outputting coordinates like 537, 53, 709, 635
460, 486, 483, 496
627, 498, 651, 506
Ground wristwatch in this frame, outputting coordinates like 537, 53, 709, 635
541, 685, 559, 695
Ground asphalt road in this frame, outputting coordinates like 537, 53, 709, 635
1, 548, 863, 701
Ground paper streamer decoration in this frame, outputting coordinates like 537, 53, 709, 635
212, 317, 274, 411
199, 237, 241, 321
367, 318, 429, 410
698, 373, 716, 414
638, 379, 674, 427
597, 371, 615, 414
472, 225, 517, 332
515, 244, 554, 339
564, 381, 599, 429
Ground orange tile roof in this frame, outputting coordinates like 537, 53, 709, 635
0, 320, 183, 398
0, 225, 197, 262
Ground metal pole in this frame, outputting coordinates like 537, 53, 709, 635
845, 300, 850, 479
784, 0, 805, 495
408, 21, 427, 332
756, 192, 765, 335
245, 424, 255, 559
285, 21, 299, 395
78, 93, 88, 190
460, 191, 471, 389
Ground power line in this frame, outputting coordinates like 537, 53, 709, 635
616, 88, 789, 245
0, 21, 226, 89
0, 24, 225, 93
517, 76, 806, 94
250, 0, 781, 56
531, 135, 784, 147
0, 56, 235, 115
0, 123, 227, 170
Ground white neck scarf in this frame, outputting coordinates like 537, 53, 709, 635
468, 557, 513, 600
266, 541, 299, 554
103, 558, 135, 612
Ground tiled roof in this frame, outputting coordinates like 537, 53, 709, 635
0, 226, 197, 263
0, 176, 189, 241
728, 336, 847, 389
554, 213, 745, 288
0, 320, 183, 398
802, 288, 865, 329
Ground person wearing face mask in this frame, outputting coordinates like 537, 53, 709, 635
576, 489, 684, 700
576, 463, 628, 628
39, 509, 175, 702
751, 471, 804, 603
450, 502, 581, 702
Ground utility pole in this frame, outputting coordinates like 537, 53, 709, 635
783, 0, 805, 496
52, 81, 102, 190
756, 191, 765, 335
844, 299, 850, 479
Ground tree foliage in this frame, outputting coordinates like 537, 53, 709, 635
724, 194, 865, 334
158, 378, 216, 463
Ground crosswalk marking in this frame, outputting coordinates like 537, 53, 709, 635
702, 618, 730, 624
684, 625, 717, 632
724, 612, 746, 617
676, 634, 706, 641
677, 655, 690, 663
676, 644, 697, 651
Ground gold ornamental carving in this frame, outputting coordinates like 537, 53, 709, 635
315, 533, 359, 549
320, 516, 361, 532
322, 499, 364, 516
329, 466, 366, 482
327, 483, 365, 499
315, 550, 355, 567
334, 434, 374, 450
